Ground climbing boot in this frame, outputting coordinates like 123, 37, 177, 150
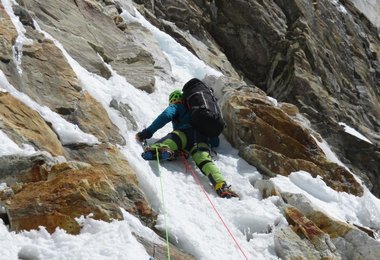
141, 146, 176, 161
215, 182, 239, 199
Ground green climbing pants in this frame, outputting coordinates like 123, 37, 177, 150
152, 129, 225, 187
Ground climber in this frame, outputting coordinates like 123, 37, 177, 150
136, 89, 239, 199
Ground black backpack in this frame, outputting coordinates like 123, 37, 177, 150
182, 78, 225, 138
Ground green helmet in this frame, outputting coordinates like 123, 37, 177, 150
168, 89, 183, 104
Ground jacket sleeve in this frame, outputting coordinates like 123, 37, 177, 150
144, 105, 178, 137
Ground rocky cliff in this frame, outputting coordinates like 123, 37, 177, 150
135, 0, 380, 197
0, 0, 379, 259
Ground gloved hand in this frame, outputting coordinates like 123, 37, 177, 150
136, 129, 152, 142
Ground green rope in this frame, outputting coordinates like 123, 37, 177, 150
156, 148, 171, 260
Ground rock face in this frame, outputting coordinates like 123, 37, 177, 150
14, 0, 162, 92
134, 0, 380, 198
0, 0, 153, 235
0, 4, 17, 62
207, 75, 380, 258
134, 0, 240, 79
5, 159, 154, 234
0, 92, 64, 156
207, 76, 363, 196
256, 180, 380, 259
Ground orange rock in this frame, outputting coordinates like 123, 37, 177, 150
0, 92, 64, 156
6, 162, 154, 234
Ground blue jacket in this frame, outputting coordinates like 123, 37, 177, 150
143, 103, 219, 147
146, 103, 191, 134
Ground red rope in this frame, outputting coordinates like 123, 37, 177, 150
180, 152, 249, 260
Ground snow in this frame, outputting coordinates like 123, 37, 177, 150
0, 130, 37, 156
272, 171, 380, 229
339, 122, 373, 144
331, 0, 349, 13
0, 0, 380, 259
350, 0, 380, 28
314, 137, 347, 167
0, 210, 152, 260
